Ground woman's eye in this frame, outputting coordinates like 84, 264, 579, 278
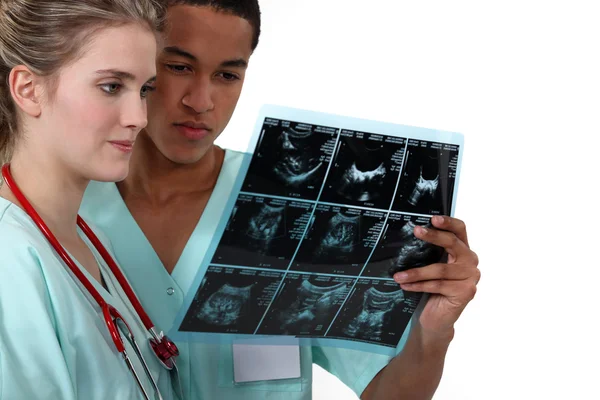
100, 83, 122, 94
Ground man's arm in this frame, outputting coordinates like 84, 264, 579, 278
361, 322, 453, 399
361, 216, 480, 400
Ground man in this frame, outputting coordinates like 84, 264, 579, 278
81, 1, 480, 399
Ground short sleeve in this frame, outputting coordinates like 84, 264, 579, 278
312, 319, 412, 397
0, 227, 76, 400
312, 346, 393, 397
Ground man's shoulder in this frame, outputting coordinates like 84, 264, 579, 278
222, 148, 246, 165
221, 148, 247, 174
81, 181, 118, 213
83, 180, 116, 199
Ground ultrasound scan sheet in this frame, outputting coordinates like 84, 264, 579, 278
171, 105, 464, 356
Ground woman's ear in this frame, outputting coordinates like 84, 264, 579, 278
8, 65, 43, 118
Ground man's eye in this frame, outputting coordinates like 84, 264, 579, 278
166, 64, 191, 74
219, 72, 240, 81
141, 85, 156, 98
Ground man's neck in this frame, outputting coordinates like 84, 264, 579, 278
118, 133, 225, 206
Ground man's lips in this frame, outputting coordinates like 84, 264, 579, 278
174, 122, 212, 140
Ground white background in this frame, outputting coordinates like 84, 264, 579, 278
216, 1, 600, 398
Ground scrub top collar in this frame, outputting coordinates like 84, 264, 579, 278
94, 149, 242, 296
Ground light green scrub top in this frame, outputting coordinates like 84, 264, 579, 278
0, 197, 173, 400
80, 149, 397, 400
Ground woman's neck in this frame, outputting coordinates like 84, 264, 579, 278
0, 150, 88, 240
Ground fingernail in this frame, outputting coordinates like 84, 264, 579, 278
416, 226, 428, 235
433, 216, 444, 224
394, 272, 409, 282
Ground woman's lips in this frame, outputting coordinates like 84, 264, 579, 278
109, 140, 134, 154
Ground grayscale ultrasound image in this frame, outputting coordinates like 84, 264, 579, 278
179, 266, 285, 334
363, 213, 445, 278
212, 194, 314, 269
319, 130, 406, 209
392, 140, 459, 215
326, 279, 420, 347
242, 118, 338, 200
291, 205, 386, 275
257, 274, 354, 336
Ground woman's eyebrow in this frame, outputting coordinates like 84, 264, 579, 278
95, 69, 136, 81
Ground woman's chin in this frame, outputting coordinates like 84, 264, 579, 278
89, 166, 130, 183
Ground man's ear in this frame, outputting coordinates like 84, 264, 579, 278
8, 65, 44, 118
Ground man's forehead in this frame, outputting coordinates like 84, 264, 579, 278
165, 5, 253, 53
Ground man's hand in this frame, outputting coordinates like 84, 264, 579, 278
360, 216, 479, 400
393, 215, 480, 336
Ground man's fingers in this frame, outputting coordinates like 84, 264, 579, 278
399, 279, 478, 301
430, 215, 469, 247
393, 263, 475, 284
414, 225, 472, 259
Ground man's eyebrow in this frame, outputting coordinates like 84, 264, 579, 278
163, 46, 197, 62
163, 46, 248, 69
220, 59, 248, 69
95, 69, 136, 80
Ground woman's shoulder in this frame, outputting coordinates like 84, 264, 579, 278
0, 205, 58, 342
0, 198, 47, 249
0, 199, 52, 281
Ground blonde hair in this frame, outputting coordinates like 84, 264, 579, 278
0, 0, 166, 163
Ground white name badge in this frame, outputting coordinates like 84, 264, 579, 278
233, 340, 301, 383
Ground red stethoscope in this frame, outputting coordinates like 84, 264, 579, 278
1, 164, 180, 400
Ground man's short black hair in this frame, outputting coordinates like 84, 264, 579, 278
167, 0, 261, 50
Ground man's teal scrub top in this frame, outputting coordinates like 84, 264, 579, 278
80, 149, 400, 400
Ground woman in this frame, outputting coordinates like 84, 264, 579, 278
0, 0, 177, 399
